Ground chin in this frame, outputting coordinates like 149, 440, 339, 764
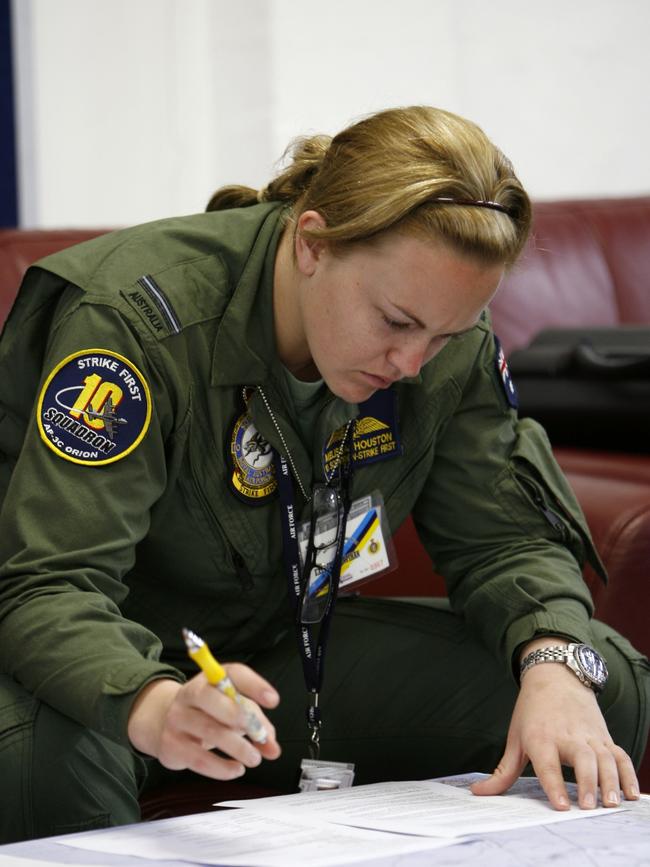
329, 377, 375, 404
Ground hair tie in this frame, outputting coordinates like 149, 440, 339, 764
432, 196, 512, 216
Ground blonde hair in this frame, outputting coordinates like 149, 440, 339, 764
207, 106, 531, 265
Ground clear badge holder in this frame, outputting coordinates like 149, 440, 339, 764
298, 758, 355, 792
298, 490, 397, 596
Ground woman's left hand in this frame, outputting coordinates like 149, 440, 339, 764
471, 639, 640, 810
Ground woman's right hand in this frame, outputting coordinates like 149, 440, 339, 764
127, 666, 281, 779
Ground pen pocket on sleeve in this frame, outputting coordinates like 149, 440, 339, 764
498, 418, 607, 583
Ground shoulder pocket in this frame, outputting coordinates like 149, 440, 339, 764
500, 418, 607, 583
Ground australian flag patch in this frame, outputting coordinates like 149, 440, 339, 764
494, 335, 519, 409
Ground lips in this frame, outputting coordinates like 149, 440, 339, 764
361, 371, 395, 389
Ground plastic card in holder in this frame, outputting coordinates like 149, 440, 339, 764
298, 491, 397, 594
298, 758, 355, 792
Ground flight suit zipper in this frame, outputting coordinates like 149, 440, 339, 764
232, 550, 254, 591
516, 474, 569, 540
515, 471, 607, 582
189, 472, 254, 592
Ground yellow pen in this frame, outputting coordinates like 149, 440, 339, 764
182, 627, 268, 744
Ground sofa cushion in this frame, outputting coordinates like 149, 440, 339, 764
554, 448, 650, 658
492, 197, 650, 354
0, 229, 105, 325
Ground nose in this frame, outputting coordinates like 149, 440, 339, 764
386, 344, 427, 379
387, 336, 449, 379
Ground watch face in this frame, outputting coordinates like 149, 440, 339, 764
575, 645, 608, 688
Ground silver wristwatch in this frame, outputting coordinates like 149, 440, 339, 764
519, 643, 608, 692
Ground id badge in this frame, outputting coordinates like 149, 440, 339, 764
298, 491, 397, 594
298, 758, 355, 792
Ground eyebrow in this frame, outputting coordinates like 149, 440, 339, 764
393, 305, 478, 338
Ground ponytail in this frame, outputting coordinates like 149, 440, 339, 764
206, 184, 259, 212
206, 135, 331, 212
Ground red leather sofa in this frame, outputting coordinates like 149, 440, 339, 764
1, 197, 649, 811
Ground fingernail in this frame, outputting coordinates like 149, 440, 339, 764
629, 784, 639, 799
262, 689, 278, 705
557, 794, 569, 808
232, 764, 245, 779
249, 751, 262, 767
608, 790, 620, 805
583, 792, 595, 809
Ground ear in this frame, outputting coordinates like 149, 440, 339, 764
294, 210, 328, 276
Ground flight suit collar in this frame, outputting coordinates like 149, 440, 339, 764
209, 204, 358, 491
210, 204, 286, 388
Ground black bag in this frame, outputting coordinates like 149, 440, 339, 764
507, 327, 650, 452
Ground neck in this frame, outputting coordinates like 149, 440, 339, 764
273, 230, 320, 381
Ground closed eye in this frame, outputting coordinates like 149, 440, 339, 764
382, 315, 412, 331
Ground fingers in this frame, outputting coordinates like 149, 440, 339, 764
572, 744, 599, 808
158, 726, 248, 781
226, 662, 280, 709
152, 668, 281, 779
182, 748, 246, 781
613, 744, 640, 802
165, 703, 265, 767
234, 695, 282, 760
471, 740, 637, 811
185, 673, 280, 753
590, 744, 620, 808
470, 743, 527, 798
522, 734, 637, 810
529, 744, 573, 810
574, 741, 639, 807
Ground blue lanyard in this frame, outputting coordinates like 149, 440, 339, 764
274, 446, 352, 750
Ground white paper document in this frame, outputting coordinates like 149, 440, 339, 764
419, 797, 650, 867
6, 804, 649, 867
47, 776, 641, 867
0, 858, 105, 867
58, 809, 454, 867
219, 774, 625, 838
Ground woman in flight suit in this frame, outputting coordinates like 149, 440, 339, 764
0, 105, 648, 841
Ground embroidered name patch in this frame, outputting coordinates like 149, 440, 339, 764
36, 349, 152, 466
323, 388, 403, 476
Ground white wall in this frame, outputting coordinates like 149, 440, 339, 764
12, 0, 274, 227
11, 0, 650, 228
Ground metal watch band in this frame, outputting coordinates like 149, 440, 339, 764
520, 646, 570, 675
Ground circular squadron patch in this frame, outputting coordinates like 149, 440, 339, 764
36, 348, 152, 466
229, 410, 276, 502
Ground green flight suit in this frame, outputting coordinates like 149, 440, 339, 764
0, 203, 648, 841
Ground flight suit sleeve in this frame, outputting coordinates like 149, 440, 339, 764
411, 324, 605, 677
0, 288, 186, 747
